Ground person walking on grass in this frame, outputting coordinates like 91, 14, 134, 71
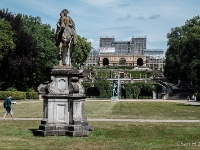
192, 94, 195, 103
3, 95, 14, 120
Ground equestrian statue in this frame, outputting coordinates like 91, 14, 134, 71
56, 9, 77, 66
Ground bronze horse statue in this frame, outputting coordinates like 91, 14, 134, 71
56, 9, 77, 66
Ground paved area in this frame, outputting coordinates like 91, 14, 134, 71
2, 118, 200, 123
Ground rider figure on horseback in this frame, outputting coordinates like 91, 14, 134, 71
56, 9, 77, 46
56, 9, 77, 66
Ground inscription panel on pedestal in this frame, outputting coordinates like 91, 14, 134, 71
57, 104, 65, 121
56, 104, 69, 123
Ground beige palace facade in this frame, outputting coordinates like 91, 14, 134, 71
99, 54, 146, 67
85, 36, 164, 68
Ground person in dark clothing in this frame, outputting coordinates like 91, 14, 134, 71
3, 95, 14, 120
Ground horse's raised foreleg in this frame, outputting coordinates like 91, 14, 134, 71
62, 46, 69, 66
59, 42, 63, 66
68, 38, 72, 66
67, 45, 71, 66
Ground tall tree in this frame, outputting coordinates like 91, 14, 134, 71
0, 9, 92, 90
71, 35, 92, 67
0, 19, 15, 62
165, 15, 200, 84
0, 9, 39, 90
20, 15, 58, 83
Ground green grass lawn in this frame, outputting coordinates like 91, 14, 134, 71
0, 101, 200, 120
0, 100, 200, 149
0, 121, 200, 150
0, 101, 43, 118
86, 101, 200, 120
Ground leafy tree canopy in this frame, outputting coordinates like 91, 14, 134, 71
0, 8, 91, 90
0, 9, 39, 90
71, 35, 92, 68
0, 19, 15, 62
20, 14, 58, 83
165, 15, 200, 85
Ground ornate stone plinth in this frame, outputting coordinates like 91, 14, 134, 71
34, 68, 93, 136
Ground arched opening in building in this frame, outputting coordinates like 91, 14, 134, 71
86, 87, 100, 97
103, 58, 109, 66
137, 58, 143, 66
119, 58, 126, 65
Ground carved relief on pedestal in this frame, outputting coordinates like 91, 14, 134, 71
47, 76, 69, 94
69, 73, 85, 95
71, 77, 79, 94
57, 79, 67, 92
78, 77, 84, 95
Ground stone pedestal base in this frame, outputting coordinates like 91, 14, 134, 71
153, 91, 156, 99
35, 68, 93, 137
34, 121, 93, 137
111, 97, 119, 102
34, 95, 93, 137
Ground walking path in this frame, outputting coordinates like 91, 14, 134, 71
2, 118, 200, 123
1, 99, 199, 104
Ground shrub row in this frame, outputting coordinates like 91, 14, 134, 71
26, 92, 39, 99
95, 66, 135, 69
82, 81, 159, 99
92, 69, 153, 79
138, 96, 153, 99
0, 91, 38, 100
196, 93, 200, 101
82, 81, 111, 98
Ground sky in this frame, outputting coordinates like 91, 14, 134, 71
1, 0, 200, 54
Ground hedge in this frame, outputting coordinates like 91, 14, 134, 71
91, 69, 153, 79
95, 66, 135, 69
0, 91, 39, 100
0, 91, 26, 100
124, 82, 156, 99
94, 80, 111, 98
196, 93, 200, 101
26, 92, 39, 99
83, 81, 158, 99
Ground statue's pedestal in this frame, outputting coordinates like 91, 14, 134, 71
111, 96, 119, 102
34, 68, 93, 136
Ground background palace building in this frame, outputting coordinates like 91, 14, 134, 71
85, 36, 165, 68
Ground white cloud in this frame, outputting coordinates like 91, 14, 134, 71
148, 14, 161, 20
118, 4, 129, 7
81, 0, 120, 7
87, 39, 99, 49
135, 16, 146, 21
135, 14, 160, 21
87, 39, 94, 43
117, 14, 131, 21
